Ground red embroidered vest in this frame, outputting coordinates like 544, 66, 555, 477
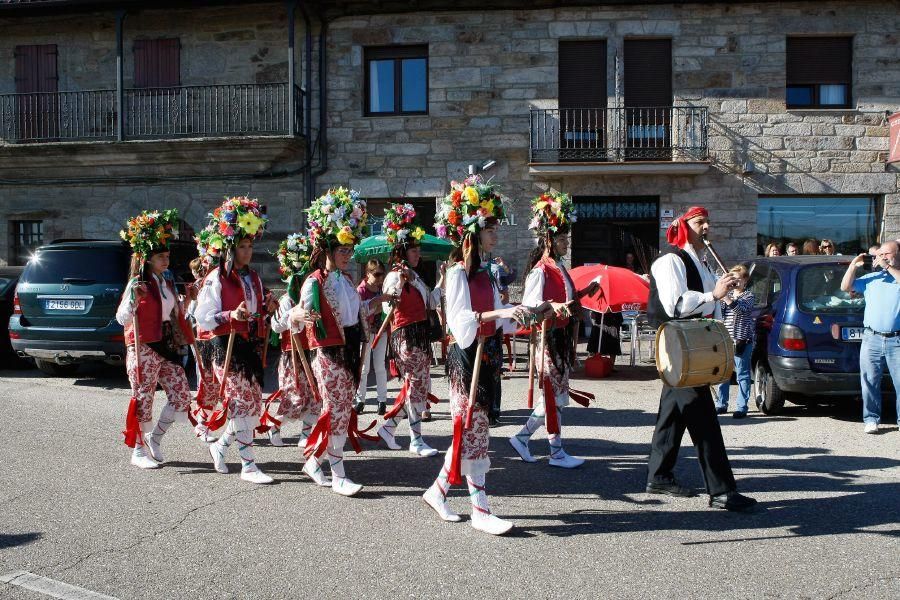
209, 267, 266, 340
124, 276, 194, 345
392, 283, 427, 329
539, 258, 571, 328
304, 269, 345, 349
469, 268, 497, 337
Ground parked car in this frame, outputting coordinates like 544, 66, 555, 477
9, 239, 197, 376
0, 266, 28, 368
744, 255, 892, 414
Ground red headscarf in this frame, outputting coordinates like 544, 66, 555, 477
666, 206, 709, 248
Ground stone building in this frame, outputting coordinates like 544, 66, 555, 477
1, 0, 898, 290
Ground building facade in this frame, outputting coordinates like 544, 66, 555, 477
1, 0, 898, 290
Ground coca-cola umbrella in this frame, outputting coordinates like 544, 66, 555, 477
569, 264, 650, 313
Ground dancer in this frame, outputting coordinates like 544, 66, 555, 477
511, 191, 599, 468
195, 197, 277, 485
293, 188, 373, 496
189, 225, 222, 442
117, 209, 196, 469
355, 259, 390, 415
375, 203, 439, 457
423, 175, 532, 535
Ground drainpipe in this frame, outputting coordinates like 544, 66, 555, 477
115, 9, 125, 142
287, 1, 296, 138
309, 14, 329, 210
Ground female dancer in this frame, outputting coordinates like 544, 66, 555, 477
117, 209, 196, 469
423, 176, 532, 535
195, 197, 277, 485
189, 226, 222, 442
376, 203, 439, 457
355, 259, 389, 415
510, 192, 599, 469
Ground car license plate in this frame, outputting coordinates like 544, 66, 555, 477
45, 299, 85, 311
841, 326, 864, 341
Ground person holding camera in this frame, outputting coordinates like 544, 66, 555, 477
840, 240, 900, 434
714, 265, 756, 419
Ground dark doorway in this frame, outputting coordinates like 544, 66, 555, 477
14, 44, 58, 141
571, 196, 659, 273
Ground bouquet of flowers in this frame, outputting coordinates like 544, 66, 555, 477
383, 202, 426, 247
434, 174, 506, 246
528, 191, 577, 235
119, 209, 179, 257
207, 196, 267, 247
306, 187, 369, 248
276, 233, 313, 282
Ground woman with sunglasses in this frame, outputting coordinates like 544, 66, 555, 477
355, 259, 390, 415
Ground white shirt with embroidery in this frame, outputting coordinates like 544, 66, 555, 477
381, 269, 436, 315
445, 263, 516, 349
522, 259, 574, 308
300, 270, 360, 328
116, 274, 176, 326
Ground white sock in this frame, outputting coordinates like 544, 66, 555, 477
514, 409, 544, 445
327, 434, 347, 479
549, 408, 564, 459
235, 429, 258, 472
429, 453, 454, 501
407, 400, 423, 444
151, 404, 177, 440
466, 473, 491, 516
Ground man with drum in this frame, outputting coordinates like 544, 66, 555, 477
646, 206, 757, 512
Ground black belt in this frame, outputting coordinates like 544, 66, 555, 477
866, 328, 900, 338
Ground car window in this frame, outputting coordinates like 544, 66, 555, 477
770, 269, 782, 305
0, 276, 14, 295
797, 264, 864, 313
22, 248, 130, 284
747, 263, 770, 307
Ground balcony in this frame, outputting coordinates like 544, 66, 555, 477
0, 82, 304, 143
529, 106, 710, 176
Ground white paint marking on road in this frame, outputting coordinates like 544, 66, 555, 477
0, 571, 120, 600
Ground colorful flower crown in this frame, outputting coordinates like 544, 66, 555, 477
529, 191, 577, 235
207, 196, 267, 248
119, 209, 179, 257
434, 175, 506, 246
194, 223, 222, 268
306, 187, 368, 248
383, 203, 426, 247
276, 233, 313, 282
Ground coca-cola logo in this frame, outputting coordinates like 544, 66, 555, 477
621, 303, 642, 311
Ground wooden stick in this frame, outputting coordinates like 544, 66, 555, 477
132, 296, 142, 387
537, 319, 549, 393
526, 329, 536, 409
289, 328, 300, 388
218, 330, 236, 398
369, 304, 395, 348
292, 331, 321, 404
260, 318, 271, 369
464, 335, 486, 429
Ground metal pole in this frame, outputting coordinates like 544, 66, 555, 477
115, 10, 125, 141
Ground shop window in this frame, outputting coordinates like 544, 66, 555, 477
364, 45, 428, 116
757, 196, 877, 256
786, 37, 852, 109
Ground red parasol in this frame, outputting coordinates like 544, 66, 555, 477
570, 264, 650, 313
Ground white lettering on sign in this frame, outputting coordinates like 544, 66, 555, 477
499, 214, 517, 226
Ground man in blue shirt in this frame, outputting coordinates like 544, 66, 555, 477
840, 240, 900, 433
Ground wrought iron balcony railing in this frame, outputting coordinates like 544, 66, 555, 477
529, 106, 708, 163
0, 82, 304, 143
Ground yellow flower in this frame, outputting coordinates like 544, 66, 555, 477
411, 227, 425, 241
534, 200, 548, 211
464, 186, 479, 205
119, 230, 127, 241
480, 199, 494, 214
237, 212, 262, 236
336, 227, 355, 245
210, 237, 224, 250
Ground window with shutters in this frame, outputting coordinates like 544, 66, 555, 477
14, 44, 59, 140
557, 40, 607, 158
364, 45, 428, 116
786, 37, 852, 109
624, 39, 672, 159
133, 38, 181, 88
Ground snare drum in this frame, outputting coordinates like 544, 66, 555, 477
655, 319, 734, 388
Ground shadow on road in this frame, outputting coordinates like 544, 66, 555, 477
0, 532, 43, 549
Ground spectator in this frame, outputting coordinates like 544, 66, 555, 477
355, 259, 390, 415
786, 242, 799, 256
820, 239, 837, 255
802, 239, 820, 255
840, 241, 900, 434
587, 310, 622, 365
492, 256, 516, 304
624, 252, 638, 272
714, 265, 756, 419
868, 244, 883, 271
764, 243, 781, 257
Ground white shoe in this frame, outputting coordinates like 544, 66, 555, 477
470, 511, 514, 536
145, 434, 164, 463
240, 468, 274, 485
409, 439, 439, 457
377, 426, 402, 450
131, 448, 160, 470
509, 436, 537, 463
208, 444, 229, 474
194, 424, 217, 443
297, 434, 308, 449
549, 451, 585, 469
864, 422, 878, 434
268, 429, 285, 447
302, 458, 332, 487
332, 477, 363, 497
422, 488, 461, 522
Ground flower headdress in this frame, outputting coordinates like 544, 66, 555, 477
207, 196, 267, 248
434, 174, 506, 247
383, 202, 426, 248
276, 232, 313, 302
306, 187, 368, 248
194, 223, 222, 269
119, 209, 179, 257
528, 191, 577, 236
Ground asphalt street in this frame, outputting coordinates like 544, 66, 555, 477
1, 351, 898, 600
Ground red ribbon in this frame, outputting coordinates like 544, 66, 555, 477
204, 398, 230, 432
186, 407, 199, 428
303, 411, 331, 459
568, 387, 594, 408
448, 415, 464, 486
347, 411, 379, 454
123, 396, 142, 448
543, 377, 560, 435
426, 392, 440, 409
254, 390, 284, 434
383, 379, 409, 420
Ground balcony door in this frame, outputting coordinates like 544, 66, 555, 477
15, 44, 58, 141
558, 40, 607, 161
624, 39, 672, 160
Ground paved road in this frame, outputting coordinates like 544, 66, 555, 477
1, 354, 898, 600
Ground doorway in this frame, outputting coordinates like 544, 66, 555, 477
571, 196, 659, 273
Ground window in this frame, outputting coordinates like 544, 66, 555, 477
747, 263, 770, 308
757, 196, 878, 256
134, 38, 180, 88
11, 220, 43, 265
364, 45, 428, 116
786, 37, 852, 109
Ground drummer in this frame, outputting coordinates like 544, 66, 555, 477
645, 206, 757, 512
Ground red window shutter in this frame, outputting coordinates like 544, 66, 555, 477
134, 38, 180, 88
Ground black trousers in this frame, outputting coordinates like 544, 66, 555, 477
647, 384, 737, 496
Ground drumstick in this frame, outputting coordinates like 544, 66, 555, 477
464, 335, 486, 429
218, 330, 236, 398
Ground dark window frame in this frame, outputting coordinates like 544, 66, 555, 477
11, 219, 43, 265
786, 36, 853, 109
363, 44, 429, 117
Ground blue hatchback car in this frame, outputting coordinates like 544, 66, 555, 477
743, 255, 890, 414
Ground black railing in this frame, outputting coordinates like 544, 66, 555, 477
529, 106, 708, 163
0, 82, 304, 143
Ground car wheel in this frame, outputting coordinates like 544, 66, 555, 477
753, 362, 785, 415
34, 358, 80, 377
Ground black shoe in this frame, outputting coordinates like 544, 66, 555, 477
715, 406, 728, 415
646, 481, 697, 497
732, 410, 747, 419
488, 416, 500, 428
354, 400, 366, 415
709, 491, 758, 512
422, 410, 432, 422
376, 402, 386, 416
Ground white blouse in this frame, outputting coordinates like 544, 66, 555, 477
650, 244, 720, 320
381, 269, 436, 315
521, 259, 574, 308
116, 274, 176, 327
444, 263, 516, 349
300, 270, 361, 328
271, 293, 301, 335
